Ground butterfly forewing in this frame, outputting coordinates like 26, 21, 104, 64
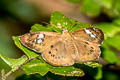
19, 32, 61, 53
70, 27, 104, 62
71, 28, 104, 46
19, 32, 74, 66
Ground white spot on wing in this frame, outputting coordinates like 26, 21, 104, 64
38, 34, 44, 39
84, 28, 96, 38
34, 33, 44, 44
84, 29, 92, 34
37, 39, 42, 43
34, 39, 36, 42
90, 34, 96, 38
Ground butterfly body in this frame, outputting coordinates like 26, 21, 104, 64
19, 27, 104, 66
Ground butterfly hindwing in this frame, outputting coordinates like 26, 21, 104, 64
41, 41, 74, 66
73, 40, 100, 62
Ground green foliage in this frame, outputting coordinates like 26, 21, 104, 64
50, 11, 77, 32
0, 53, 27, 70
16, 74, 47, 80
81, 0, 101, 17
67, 0, 120, 18
0, 0, 38, 23
30, 24, 53, 32
103, 71, 120, 80
102, 43, 119, 63
95, 20, 120, 64
22, 59, 84, 76
113, 18, 120, 26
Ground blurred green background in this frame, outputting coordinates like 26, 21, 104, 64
0, 0, 120, 80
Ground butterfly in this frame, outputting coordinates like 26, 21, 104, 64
19, 27, 104, 66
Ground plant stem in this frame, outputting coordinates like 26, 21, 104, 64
1, 55, 41, 80
1, 69, 15, 80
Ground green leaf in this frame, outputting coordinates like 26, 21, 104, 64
101, 35, 120, 63
30, 23, 62, 34
16, 74, 47, 80
67, 0, 120, 18
81, 0, 101, 17
106, 35, 120, 51
114, 0, 120, 11
49, 65, 84, 76
13, 36, 38, 58
94, 67, 103, 80
93, 0, 120, 17
84, 62, 102, 68
69, 22, 91, 32
30, 24, 53, 32
22, 59, 49, 76
50, 11, 76, 31
80, 65, 102, 80
96, 0, 114, 9
0, 53, 27, 70
113, 18, 120, 26
103, 71, 120, 80
101, 43, 119, 63
22, 59, 84, 76
102, 0, 120, 18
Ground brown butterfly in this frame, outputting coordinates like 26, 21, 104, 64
19, 27, 104, 66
